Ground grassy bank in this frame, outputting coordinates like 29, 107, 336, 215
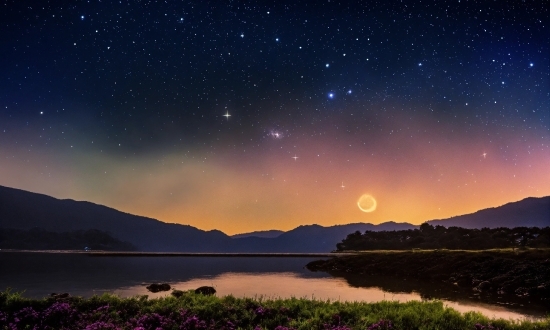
1, 290, 548, 330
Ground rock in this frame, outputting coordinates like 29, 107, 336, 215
515, 287, 529, 297
195, 286, 216, 295
171, 289, 185, 298
146, 283, 171, 293
476, 281, 492, 292
306, 260, 328, 271
456, 277, 471, 287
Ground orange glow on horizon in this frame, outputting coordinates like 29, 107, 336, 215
1, 117, 548, 236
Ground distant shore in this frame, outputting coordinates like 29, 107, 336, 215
0, 249, 353, 258
88, 252, 351, 257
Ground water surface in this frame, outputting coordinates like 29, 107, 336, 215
0, 252, 545, 320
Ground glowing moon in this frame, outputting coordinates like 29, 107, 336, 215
357, 194, 377, 212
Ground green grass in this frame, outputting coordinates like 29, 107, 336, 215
0, 290, 548, 329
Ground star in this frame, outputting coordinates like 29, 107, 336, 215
325, 63, 330, 68
482, 152, 487, 158
240, 34, 244, 38
341, 182, 345, 189
292, 155, 299, 161
80, 15, 85, 20
328, 93, 334, 99
269, 130, 283, 139
347, 90, 352, 95
223, 111, 231, 120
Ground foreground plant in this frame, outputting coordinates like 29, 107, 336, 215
0, 290, 547, 330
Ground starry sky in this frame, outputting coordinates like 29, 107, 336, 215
1, 0, 548, 235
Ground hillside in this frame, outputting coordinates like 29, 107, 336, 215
0, 185, 414, 252
427, 197, 549, 228
232, 230, 285, 239
0, 228, 137, 251
230, 222, 417, 252
0, 185, 232, 252
1, 185, 547, 252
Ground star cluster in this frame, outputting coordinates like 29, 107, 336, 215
0, 0, 548, 234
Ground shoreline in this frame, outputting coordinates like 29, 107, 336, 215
0, 249, 353, 257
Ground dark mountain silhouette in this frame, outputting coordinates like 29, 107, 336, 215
231, 230, 284, 239
0, 185, 414, 252
427, 197, 550, 229
0, 228, 137, 251
1, 185, 547, 252
0, 185, 233, 252
231, 222, 417, 252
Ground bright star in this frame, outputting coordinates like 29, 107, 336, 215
223, 111, 231, 120
240, 34, 244, 38
482, 152, 487, 158
269, 131, 283, 139
275, 38, 279, 42
80, 15, 85, 20
325, 63, 330, 68
292, 155, 299, 161
40, 111, 43, 115
341, 182, 345, 189
347, 90, 352, 94
529, 63, 534, 67
418, 62, 422, 66
328, 93, 334, 99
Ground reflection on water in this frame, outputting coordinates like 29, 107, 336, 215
117, 273, 538, 321
0, 252, 545, 320
323, 272, 548, 320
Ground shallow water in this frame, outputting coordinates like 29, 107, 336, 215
0, 252, 545, 320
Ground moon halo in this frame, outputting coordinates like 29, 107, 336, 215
357, 194, 377, 212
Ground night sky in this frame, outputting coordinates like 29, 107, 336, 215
1, 0, 548, 235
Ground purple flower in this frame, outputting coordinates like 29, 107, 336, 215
475, 324, 502, 330
255, 307, 266, 316
367, 319, 393, 330
84, 321, 119, 329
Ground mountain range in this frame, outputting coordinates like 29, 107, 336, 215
427, 197, 549, 228
0, 185, 548, 252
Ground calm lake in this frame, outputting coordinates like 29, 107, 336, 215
0, 252, 546, 320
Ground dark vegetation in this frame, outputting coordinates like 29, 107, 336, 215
0, 228, 136, 251
336, 224, 550, 251
1, 290, 548, 330
307, 249, 550, 305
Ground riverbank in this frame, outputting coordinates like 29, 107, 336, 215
1, 290, 548, 329
306, 249, 550, 307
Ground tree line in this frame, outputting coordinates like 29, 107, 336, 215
336, 224, 550, 251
